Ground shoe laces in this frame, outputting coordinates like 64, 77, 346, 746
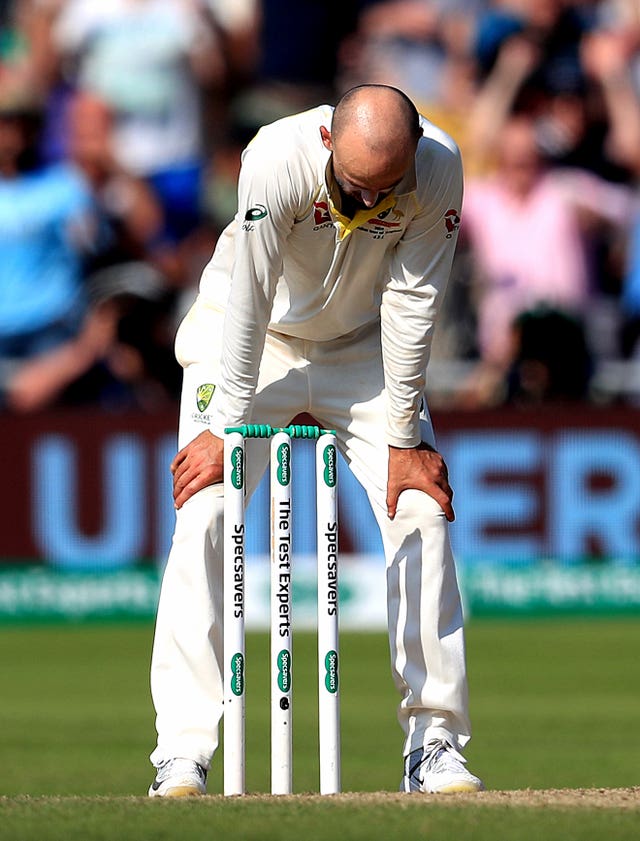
156, 758, 206, 783
409, 740, 467, 780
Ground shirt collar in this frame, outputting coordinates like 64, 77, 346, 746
329, 192, 398, 241
323, 157, 414, 240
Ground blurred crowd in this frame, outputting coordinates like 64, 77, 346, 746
2, 0, 640, 414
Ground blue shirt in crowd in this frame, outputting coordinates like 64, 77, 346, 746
0, 162, 92, 344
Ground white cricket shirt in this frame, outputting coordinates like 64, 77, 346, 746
200, 105, 463, 447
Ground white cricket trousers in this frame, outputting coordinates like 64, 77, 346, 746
149, 298, 471, 771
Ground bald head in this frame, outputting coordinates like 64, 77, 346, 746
320, 85, 422, 209
332, 85, 422, 150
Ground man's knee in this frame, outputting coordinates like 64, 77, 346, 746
395, 489, 449, 522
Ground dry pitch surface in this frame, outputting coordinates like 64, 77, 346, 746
150, 787, 640, 808
3, 786, 639, 811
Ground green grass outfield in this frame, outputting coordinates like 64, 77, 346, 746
1, 618, 639, 840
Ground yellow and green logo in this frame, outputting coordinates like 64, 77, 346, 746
196, 383, 215, 412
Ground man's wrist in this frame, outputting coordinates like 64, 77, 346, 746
386, 432, 422, 448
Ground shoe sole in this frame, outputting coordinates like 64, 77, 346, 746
430, 781, 484, 794
401, 776, 485, 794
163, 786, 205, 797
149, 785, 205, 798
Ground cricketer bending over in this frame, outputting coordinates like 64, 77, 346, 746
148, 84, 484, 796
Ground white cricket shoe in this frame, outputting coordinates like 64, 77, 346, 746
148, 758, 207, 797
401, 740, 484, 794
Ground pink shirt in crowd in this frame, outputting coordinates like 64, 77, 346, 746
462, 173, 589, 364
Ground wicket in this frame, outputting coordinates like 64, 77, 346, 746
223, 424, 341, 796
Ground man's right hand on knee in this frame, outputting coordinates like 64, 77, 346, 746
171, 430, 224, 508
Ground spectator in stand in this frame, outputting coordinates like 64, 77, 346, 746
5, 89, 183, 413
0, 84, 94, 410
43, 0, 224, 245
5, 278, 182, 413
337, 1, 451, 102
462, 7, 634, 345
202, 0, 258, 93
231, 0, 359, 132
461, 113, 634, 406
474, 0, 592, 94
66, 92, 165, 276
337, 1, 485, 94
468, 0, 602, 169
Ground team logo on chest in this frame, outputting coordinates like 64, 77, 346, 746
359, 206, 404, 239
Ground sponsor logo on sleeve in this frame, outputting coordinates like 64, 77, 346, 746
444, 208, 460, 238
242, 204, 268, 231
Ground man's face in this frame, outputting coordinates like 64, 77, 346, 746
498, 120, 542, 198
320, 125, 411, 210
331, 156, 403, 209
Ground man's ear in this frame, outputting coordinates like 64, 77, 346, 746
320, 126, 333, 151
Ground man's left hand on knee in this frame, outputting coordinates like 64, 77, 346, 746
386, 443, 455, 522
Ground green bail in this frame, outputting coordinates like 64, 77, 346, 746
225, 424, 336, 439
